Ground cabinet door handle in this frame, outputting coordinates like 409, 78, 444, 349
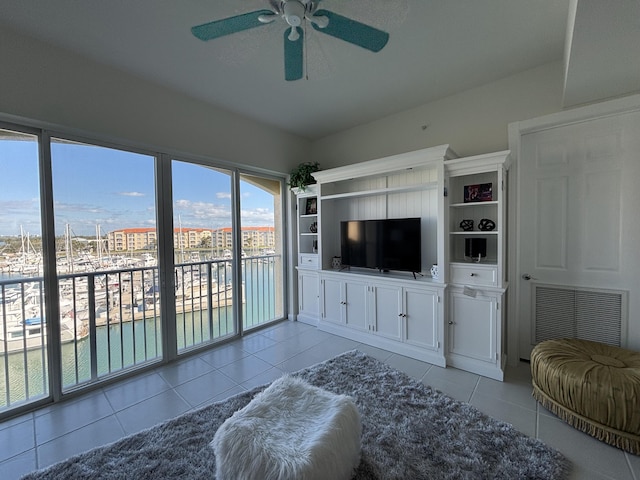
470, 273, 476, 277
448, 321, 454, 325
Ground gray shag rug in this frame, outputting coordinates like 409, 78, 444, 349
23, 350, 570, 479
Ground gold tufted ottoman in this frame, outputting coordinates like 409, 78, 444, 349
531, 338, 640, 454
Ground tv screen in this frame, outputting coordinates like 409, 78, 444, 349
340, 218, 421, 273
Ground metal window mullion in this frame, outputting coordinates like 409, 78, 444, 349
156, 155, 177, 362
40, 131, 62, 402
231, 171, 243, 336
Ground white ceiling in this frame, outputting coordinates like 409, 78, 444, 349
0, 0, 619, 140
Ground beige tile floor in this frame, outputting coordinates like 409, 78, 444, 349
1, 320, 638, 479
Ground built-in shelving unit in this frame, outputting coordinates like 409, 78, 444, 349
304, 145, 456, 366
313, 146, 454, 273
294, 185, 320, 325
292, 146, 511, 380
444, 150, 510, 380
445, 152, 509, 278
295, 186, 319, 269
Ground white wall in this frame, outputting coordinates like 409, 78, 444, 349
310, 62, 565, 167
0, 26, 309, 172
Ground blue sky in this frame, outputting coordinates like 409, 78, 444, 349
0, 138, 276, 237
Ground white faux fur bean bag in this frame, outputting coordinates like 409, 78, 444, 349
211, 375, 362, 480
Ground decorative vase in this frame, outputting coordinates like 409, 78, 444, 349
430, 264, 439, 279
309, 222, 317, 233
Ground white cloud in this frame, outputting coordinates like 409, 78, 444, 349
119, 191, 145, 197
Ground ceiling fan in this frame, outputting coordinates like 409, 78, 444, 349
191, 0, 390, 81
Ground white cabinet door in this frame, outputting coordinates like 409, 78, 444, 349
344, 280, 369, 331
448, 291, 496, 363
321, 277, 344, 325
297, 270, 318, 323
370, 284, 402, 341
404, 286, 439, 350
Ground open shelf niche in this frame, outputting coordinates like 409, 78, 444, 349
312, 145, 456, 278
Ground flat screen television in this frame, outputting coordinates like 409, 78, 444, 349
340, 218, 421, 273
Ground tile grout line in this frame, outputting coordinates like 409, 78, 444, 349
32, 412, 39, 470
468, 376, 481, 403
625, 452, 638, 480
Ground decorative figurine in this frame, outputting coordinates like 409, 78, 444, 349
460, 219, 474, 231
478, 218, 495, 231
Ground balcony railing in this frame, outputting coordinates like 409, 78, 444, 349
0, 254, 281, 412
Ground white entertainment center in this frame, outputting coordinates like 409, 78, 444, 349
294, 145, 510, 380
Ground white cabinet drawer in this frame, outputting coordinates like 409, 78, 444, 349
299, 254, 319, 268
450, 264, 497, 286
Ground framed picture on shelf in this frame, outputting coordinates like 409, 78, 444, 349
305, 197, 317, 215
463, 183, 492, 203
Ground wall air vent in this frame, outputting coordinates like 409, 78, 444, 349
533, 284, 626, 347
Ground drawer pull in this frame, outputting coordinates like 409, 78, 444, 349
470, 273, 476, 277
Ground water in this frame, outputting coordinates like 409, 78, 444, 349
0, 309, 236, 407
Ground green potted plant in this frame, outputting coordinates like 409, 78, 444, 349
289, 161, 320, 192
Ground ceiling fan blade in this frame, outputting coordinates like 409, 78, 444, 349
284, 28, 304, 81
191, 10, 274, 41
312, 10, 389, 52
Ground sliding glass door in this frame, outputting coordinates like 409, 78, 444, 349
0, 120, 288, 418
0, 126, 47, 409
50, 137, 161, 390
239, 173, 285, 330
171, 160, 236, 351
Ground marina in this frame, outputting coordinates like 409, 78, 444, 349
0, 249, 278, 409
0, 254, 241, 351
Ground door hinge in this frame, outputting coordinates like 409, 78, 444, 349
443, 187, 448, 197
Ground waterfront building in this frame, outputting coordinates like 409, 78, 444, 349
107, 227, 275, 254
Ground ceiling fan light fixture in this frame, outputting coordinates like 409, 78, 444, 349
258, 13, 278, 24
288, 26, 300, 41
283, 0, 305, 27
308, 14, 329, 29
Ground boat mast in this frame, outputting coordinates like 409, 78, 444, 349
65, 223, 74, 273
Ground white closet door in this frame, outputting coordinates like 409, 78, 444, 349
517, 110, 640, 358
